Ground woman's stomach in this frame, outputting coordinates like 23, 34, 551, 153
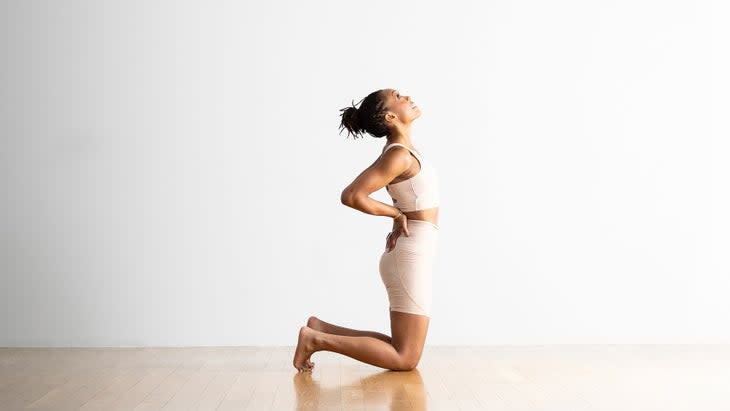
403, 206, 438, 227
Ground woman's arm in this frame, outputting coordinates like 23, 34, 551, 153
340, 147, 413, 219
343, 195, 400, 218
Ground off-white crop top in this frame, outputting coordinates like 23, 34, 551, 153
381, 143, 440, 212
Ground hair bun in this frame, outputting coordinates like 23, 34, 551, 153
338, 102, 362, 138
338, 90, 389, 139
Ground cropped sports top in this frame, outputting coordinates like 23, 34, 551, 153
381, 143, 440, 212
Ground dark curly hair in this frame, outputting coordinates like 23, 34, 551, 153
338, 89, 390, 139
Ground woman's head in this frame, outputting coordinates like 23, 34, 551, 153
339, 88, 421, 139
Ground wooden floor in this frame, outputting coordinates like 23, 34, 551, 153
1, 345, 728, 410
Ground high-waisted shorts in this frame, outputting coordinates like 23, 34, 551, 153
379, 219, 439, 317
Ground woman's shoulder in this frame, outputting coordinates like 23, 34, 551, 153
381, 143, 420, 157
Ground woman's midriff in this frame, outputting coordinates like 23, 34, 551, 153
404, 207, 439, 227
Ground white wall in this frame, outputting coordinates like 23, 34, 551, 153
1, 0, 728, 346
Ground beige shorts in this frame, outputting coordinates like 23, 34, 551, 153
379, 219, 439, 317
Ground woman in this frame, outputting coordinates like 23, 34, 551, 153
293, 88, 440, 372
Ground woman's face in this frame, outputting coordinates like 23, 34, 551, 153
383, 88, 421, 125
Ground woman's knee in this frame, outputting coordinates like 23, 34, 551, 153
393, 352, 421, 371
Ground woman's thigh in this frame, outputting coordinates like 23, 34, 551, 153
390, 310, 430, 358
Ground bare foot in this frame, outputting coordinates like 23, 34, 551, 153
307, 316, 324, 331
293, 326, 318, 372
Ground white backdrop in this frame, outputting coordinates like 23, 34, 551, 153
2, 0, 728, 346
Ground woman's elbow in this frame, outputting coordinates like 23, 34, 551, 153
340, 189, 355, 206
341, 188, 365, 208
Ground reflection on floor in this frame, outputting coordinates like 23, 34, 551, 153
0, 345, 728, 410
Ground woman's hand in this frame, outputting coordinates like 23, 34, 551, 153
385, 214, 410, 252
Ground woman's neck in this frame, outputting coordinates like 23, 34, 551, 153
387, 123, 414, 146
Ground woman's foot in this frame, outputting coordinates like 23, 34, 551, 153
307, 316, 324, 331
293, 326, 318, 372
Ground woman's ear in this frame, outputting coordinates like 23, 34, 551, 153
384, 112, 397, 124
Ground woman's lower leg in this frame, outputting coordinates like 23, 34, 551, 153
308, 316, 392, 344
311, 329, 408, 371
